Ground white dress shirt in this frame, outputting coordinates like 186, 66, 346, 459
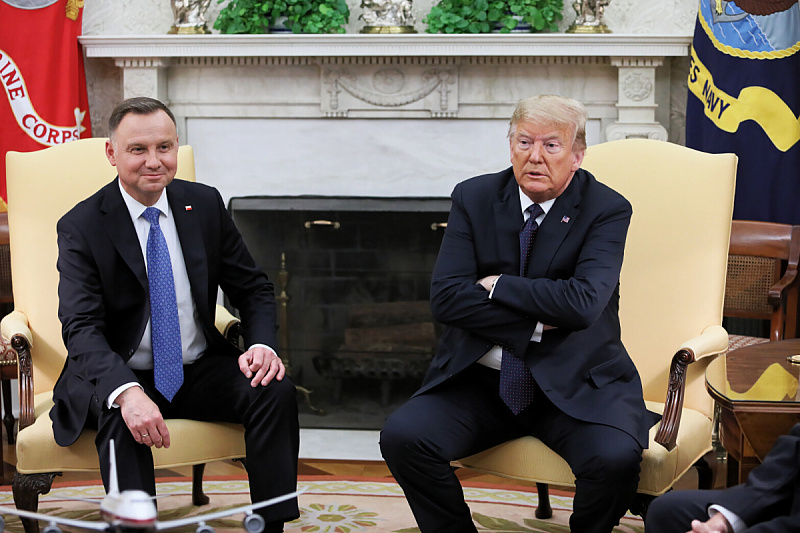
107, 183, 207, 406
476, 189, 555, 370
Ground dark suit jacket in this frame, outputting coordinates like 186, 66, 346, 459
423, 167, 656, 448
51, 178, 277, 447
712, 423, 800, 530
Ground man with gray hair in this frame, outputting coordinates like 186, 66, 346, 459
381, 94, 659, 532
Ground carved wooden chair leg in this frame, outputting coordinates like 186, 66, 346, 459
12, 472, 60, 533
192, 464, 210, 506
534, 483, 553, 519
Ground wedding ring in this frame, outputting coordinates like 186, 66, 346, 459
142, 433, 149, 437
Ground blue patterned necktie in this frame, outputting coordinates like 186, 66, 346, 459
142, 207, 184, 402
499, 203, 544, 415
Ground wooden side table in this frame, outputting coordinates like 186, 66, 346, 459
706, 338, 800, 486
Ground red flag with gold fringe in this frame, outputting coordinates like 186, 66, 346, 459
0, 0, 92, 209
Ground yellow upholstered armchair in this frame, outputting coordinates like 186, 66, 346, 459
454, 139, 738, 521
3, 138, 246, 533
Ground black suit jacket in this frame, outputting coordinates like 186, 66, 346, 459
424, 167, 657, 448
712, 423, 800, 530
51, 178, 277, 446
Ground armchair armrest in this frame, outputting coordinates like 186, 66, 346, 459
767, 266, 798, 308
1, 309, 32, 346
654, 325, 728, 450
1, 310, 35, 430
214, 304, 242, 347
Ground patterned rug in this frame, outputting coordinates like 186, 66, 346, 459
0, 476, 644, 532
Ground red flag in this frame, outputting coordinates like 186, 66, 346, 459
0, 0, 92, 209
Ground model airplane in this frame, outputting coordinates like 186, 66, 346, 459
0, 440, 304, 533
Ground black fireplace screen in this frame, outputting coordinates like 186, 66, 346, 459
230, 196, 450, 429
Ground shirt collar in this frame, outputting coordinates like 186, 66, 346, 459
518, 187, 555, 217
118, 179, 171, 222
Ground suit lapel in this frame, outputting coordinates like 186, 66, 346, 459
493, 170, 525, 275
167, 181, 209, 306
527, 170, 584, 278
100, 180, 147, 289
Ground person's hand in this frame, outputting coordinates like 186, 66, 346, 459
476, 275, 501, 292
116, 387, 170, 448
238, 345, 285, 387
688, 513, 732, 533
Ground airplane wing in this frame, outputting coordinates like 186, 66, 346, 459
155, 487, 307, 530
0, 505, 109, 531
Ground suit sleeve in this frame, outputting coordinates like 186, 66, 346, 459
492, 195, 631, 330
57, 215, 139, 403
430, 183, 539, 352
710, 424, 800, 527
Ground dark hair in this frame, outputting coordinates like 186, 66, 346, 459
108, 97, 177, 141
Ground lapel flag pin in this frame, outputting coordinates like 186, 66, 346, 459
185, 206, 192, 211
561, 216, 570, 223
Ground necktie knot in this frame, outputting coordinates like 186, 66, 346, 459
526, 203, 544, 222
142, 207, 162, 227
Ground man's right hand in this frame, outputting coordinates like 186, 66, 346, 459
116, 387, 171, 449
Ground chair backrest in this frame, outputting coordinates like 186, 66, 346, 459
724, 220, 800, 340
4, 138, 196, 395
582, 139, 737, 419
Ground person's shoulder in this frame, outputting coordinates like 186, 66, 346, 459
167, 179, 224, 205
168, 178, 217, 195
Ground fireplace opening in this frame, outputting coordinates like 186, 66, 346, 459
229, 196, 450, 429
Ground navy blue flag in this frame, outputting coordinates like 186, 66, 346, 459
686, 0, 800, 224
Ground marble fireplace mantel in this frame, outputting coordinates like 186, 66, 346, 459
80, 34, 691, 141
79, 34, 691, 202
79, 34, 690, 58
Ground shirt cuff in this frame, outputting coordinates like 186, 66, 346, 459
248, 343, 278, 355
487, 275, 502, 298
107, 382, 143, 409
709, 505, 745, 533
530, 321, 544, 343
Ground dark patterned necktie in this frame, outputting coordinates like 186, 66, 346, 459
142, 207, 184, 402
499, 203, 544, 414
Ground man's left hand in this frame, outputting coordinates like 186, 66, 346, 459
238, 346, 285, 387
